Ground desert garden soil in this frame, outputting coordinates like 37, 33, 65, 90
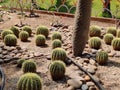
0, 12, 120, 90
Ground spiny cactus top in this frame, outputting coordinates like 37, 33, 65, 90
1, 29, 13, 39
106, 27, 117, 36
10, 26, 20, 37
19, 31, 29, 42
117, 30, 120, 38
52, 32, 62, 41
17, 58, 26, 68
17, 73, 42, 90
22, 26, 32, 36
52, 39, 62, 49
35, 34, 46, 46
103, 33, 114, 45
112, 38, 120, 51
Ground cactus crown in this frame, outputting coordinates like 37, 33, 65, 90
112, 38, 120, 51
4, 34, 17, 46
17, 58, 26, 68
19, 31, 29, 42
96, 51, 108, 65
10, 26, 20, 37
17, 73, 42, 90
36, 26, 49, 38
22, 60, 37, 73
35, 34, 46, 46
89, 25, 101, 37
22, 26, 32, 36
52, 48, 67, 62
117, 30, 120, 38
104, 33, 114, 45
1, 29, 13, 39
52, 39, 62, 49
52, 32, 62, 41
106, 27, 117, 36
88, 37, 101, 49
49, 61, 66, 80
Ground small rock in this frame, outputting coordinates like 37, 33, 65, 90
84, 75, 90, 81
91, 49, 98, 54
66, 86, 74, 90
16, 46, 22, 50
87, 68, 95, 74
81, 84, 89, 90
2, 51, 8, 55
84, 59, 89, 63
108, 52, 116, 57
0, 48, 2, 53
46, 55, 51, 60
76, 57, 81, 60
0, 59, 4, 64
86, 82, 94, 87
89, 86, 97, 90
89, 59, 96, 65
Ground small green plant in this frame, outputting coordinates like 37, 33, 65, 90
36, 26, 49, 38
117, 30, 120, 38
10, 26, 20, 37
106, 27, 117, 36
112, 38, 120, 51
22, 60, 36, 73
17, 73, 42, 90
22, 26, 32, 36
35, 35, 46, 46
4, 34, 17, 46
52, 32, 62, 41
52, 48, 67, 62
1, 29, 13, 39
89, 37, 101, 49
49, 61, 66, 80
104, 34, 114, 45
96, 51, 108, 65
19, 31, 29, 42
89, 25, 101, 37
17, 58, 26, 68
52, 39, 62, 49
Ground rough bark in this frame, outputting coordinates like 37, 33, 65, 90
73, 0, 92, 56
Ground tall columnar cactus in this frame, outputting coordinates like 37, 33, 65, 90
104, 34, 114, 45
22, 26, 32, 36
89, 25, 101, 37
36, 26, 49, 38
52, 32, 62, 41
10, 26, 20, 37
106, 27, 117, 36
19, 31, 29, 42
89, 37, 101, 49
1, 29, 13, 39
112, 38, 120, 50
17, 73, 42, 90
22, 60, 36, 73
35, 35, 46, 46
49, 61, 66, 80
117, 30, 120, 38
96, 51, 108, 65
52, 39, 62, 49
4, 34, 17, 46
72, 0, 92, 56
52, 48, 67, 62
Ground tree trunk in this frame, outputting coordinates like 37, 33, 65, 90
72, 0, 92, 56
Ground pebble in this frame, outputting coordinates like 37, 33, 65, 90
86, 82, 95, 87
81, 84, 89, 90
84, 75, 90, 81
89, 86, 97, 90
89, 59, 96, 65
87, 68, 95, 74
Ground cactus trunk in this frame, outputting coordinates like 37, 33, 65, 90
73, 0, 92, 56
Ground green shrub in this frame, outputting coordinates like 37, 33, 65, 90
17, 58, 26, 68
1, 29, 13, 39
89, 37, 101, 49
89, 25, 101, 37
17, 73, 42, 90
36, 35, 46, 46
49, 61, 66, 80
52, 39, 62, 49
106, 27, 117, 36
10, 26, 20, 37
36, 26, 49, 38
22, 60, 36, 73
117, 30, 120, 38
104, 34, 114, 45
4, 34, 17, 46
112, 38, 120, 50
22, 26, 32, 36
96, 51, 108, 65
52, 32, 62, 41
52, 48, 67, 62
19, 31, 29, 42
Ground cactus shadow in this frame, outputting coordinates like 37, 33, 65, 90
37, 44, 49, 48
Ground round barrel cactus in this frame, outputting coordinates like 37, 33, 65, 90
117, 30, 120, 38
112, 38, 120, 50
52, 39, 62, 49
17, 58, 26, 68
89, 25, 101, 37
52, 32, 62, 41
96, 51, 108, 65
19, 31, 29, 42
88, 37, 101, 49
49, 61, 66, 80
51, 48, 67, 62
104, 34, 114, 45
17, 73, 42, 90
4, 34, 17, 46
22, 60, 36, 73
1, 29, 13, 39
10, 26, 20, 37
36, 26, 49, 38
22, 26, 32, 36
106, 27, 117, 36
35, 35, 46, 46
